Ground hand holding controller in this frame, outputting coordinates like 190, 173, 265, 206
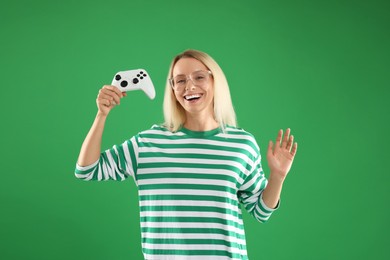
111, 69, 156, 100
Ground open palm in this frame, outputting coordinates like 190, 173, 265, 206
266, 128, 298, 180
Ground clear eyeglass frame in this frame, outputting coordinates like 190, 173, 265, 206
169, 70, 213, 91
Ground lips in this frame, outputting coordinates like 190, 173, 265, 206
184, 93, 203, 101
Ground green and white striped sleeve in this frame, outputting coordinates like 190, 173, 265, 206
74, 136, 139, 182
237, 152, 280, 223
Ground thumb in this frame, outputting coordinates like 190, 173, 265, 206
267, 140, 273, 157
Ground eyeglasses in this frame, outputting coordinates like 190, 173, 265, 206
169, 70, 212, 91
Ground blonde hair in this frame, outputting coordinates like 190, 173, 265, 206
163, 49, 237, 132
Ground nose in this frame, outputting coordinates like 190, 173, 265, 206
185, 79, 196, 91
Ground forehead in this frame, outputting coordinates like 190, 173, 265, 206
172, 58, 208, 76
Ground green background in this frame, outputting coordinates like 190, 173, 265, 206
1, 0, 388, 259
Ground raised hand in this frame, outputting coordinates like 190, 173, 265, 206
96, 85, 127, 116
266, 128, 298, 181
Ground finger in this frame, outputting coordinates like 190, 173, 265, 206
275, 129, 283, 148
291, 142, 298, 157
286, 135, 294, 151
99, 98, 111, 107
101, 85, 122, 99
267, 140, 274, 155
97, 96, 114, 108
98, 93, 114, 102
101, 88, 121, 105
281, 128, 290, 149
105, 85, 124, 98
111, 94, 121, 105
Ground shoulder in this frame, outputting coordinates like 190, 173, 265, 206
223, 125, 257, 142
220, 125, 260, 151
224, 125, 254, 136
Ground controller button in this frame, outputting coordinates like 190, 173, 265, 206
121, 81, 128, 87
140, 77, 144, 79
140, 71, 144, 75
133, 78, 139, 84
144, 74, 147, 77
115, 75, 121, 80
137, 74, 140, 77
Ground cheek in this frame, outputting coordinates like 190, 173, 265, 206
206, 85, 215, 101
173, 91, 181, 102
206, 93, 215, 105
173, 91, 185, 107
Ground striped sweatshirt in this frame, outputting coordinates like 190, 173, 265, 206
75, 125, 279, 260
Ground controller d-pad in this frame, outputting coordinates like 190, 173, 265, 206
120, 81, 128, 87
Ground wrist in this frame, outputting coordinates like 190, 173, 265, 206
269, 171, 286, 184
96, 111, 108, 120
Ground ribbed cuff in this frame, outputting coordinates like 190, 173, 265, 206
259, 192, 280, 213
76, 160, 99, 172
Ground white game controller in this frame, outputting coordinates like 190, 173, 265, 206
111, 69, 156, 100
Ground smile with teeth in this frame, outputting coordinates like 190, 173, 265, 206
184, 94, 203, 101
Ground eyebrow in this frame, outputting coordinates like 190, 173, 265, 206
173, 70, 204, 77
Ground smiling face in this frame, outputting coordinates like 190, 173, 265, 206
172, 57, 215, 119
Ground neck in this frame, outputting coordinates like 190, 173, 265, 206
183, 113, 219, 131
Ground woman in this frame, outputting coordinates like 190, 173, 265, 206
75, 49, 298, 260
